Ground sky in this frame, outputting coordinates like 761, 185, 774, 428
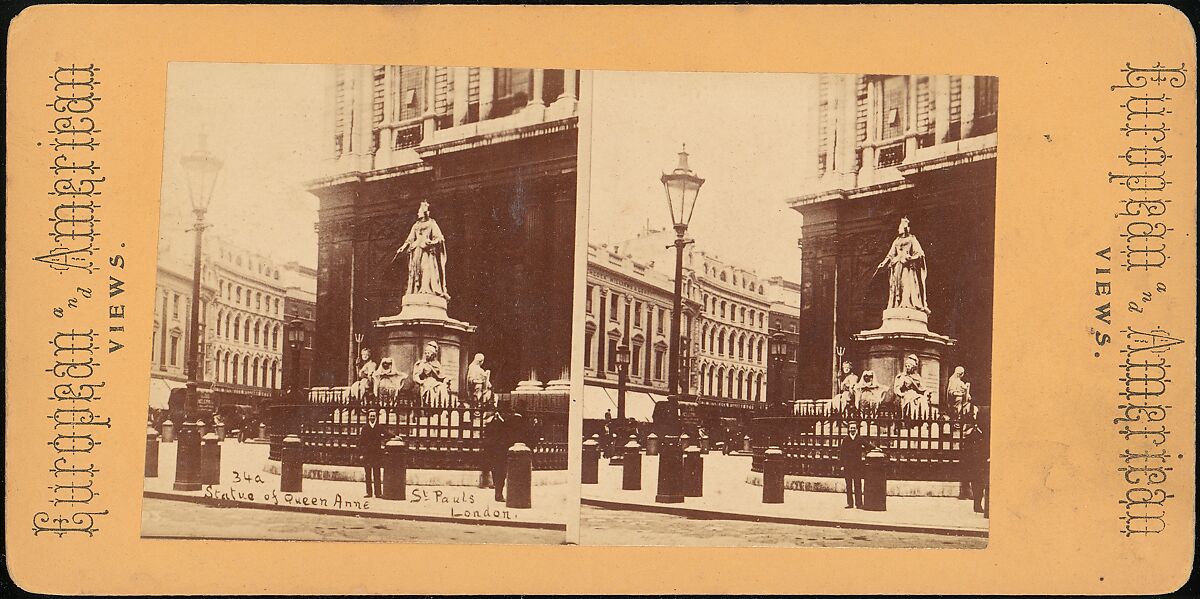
158, 62, 329, 268
587, 70, 818, 282
156, 65, 819, 281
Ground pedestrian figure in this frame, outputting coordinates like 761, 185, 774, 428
961, 417, 989, 514
483, 400, 523, 502
357, 410, 387, 498
839, 421, 869, 509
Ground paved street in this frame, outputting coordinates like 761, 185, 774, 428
583, 452, 988, 535
580, 505, 986, 548
142, 497, 566, 544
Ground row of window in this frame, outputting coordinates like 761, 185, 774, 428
218, 279, 282, 316
700, 324, 767, 365
215, 310, 282, 351
697, 363, 766, 402
703, 263, 766, 295
581, 332, 668, 381
212, 350, 280, 389
702, 293, 766, 329
585, 286, 676, 335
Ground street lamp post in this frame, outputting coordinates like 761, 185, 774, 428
656, 146, 704, 504
769, 331, 789, 415
287, 319, 306, 402
660, 146, 705, 396
612, 341, 631, 464
174, 133, 222, 492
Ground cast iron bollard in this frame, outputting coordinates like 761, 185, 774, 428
506, 442, 533, 509
699, 432, 710, 454
382, 437, 407, 500
645, 433, 660, 456
862, 449, 889, 511
145, 426, 160, 478
762, 446, 785, 504
654, 435, 685, 504
742, 434, 753, 453
581, 438, 600, 484
280, 434, 304, 493
215, 423, 227, 442
200, 432, 222, 485
683, 445, 704, 497
622, 437, 642, 491
258, 422, 268, 441
173, 420, 202, 491
161, 420, 176, 443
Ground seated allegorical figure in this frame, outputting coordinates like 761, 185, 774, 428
855, 370, 885, 411
831, 361, 859, 412
346, 347, 378, 402
894, 354, 933, 417
372, 357, 412, 402
944, 366, 975, 419
466, 353, 494, 407
412, 340, 451, 406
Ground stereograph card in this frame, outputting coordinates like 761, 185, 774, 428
4, 4, 1196, 595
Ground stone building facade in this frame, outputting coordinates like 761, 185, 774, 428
307, 65, 579, 394
583, 242, 698, 422
587, 226, 798, 429
151, 236, 309, 414
787, 73, 998, 403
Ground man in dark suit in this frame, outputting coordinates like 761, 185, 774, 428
961, 417, 989, 514
483, 400, 525, 502
839, 421, 869, 509
357, 410, 388, 498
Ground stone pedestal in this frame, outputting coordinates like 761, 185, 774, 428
852, 308, 956, 408
374, 293, 477, 402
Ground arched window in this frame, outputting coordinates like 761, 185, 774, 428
242, 355, 250, 384
232, 315, 240, 341
252, 357, 260, 386
260, 360, 268, 388
232, 354, 240, 384
717, 330, 725, 355
726, 370, 735, 398
272, 325, 279, 350
236, 286, 242, 304
738, 335, 745, 360
270, 362, 278, 389
256, 292, 262, 310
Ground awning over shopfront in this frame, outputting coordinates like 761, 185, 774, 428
149, 377, 186, 410
583, 385, 656, 422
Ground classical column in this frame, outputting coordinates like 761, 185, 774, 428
861, 78, 878, 178
356, 65, 374, 167
452, 66, 469, 125
905, 75, 918, 158
531, 68, 545, 106
934, 74, 951, 143
523, 68, 546, 120
839, 75, 858, 177
550, 69, 578, 118
643, 305, 654, 385
422, 66, 437, 140
961, 75, 977, 139
596, 288, 608, 380
479, 67, 495, 121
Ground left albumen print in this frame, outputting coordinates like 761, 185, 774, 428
142, 62, 581, 544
